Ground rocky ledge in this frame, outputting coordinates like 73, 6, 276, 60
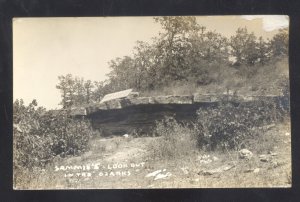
70, 89, 285, 136
71, 89, 283, 117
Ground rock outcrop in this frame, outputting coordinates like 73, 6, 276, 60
71, 89, 285, 136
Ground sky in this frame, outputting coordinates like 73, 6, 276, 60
13, 15, 289, 109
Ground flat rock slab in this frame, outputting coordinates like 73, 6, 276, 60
201, 164, 235, 175
100, 89, 134, 103
72, 88, 284, 117
88, 95, 194, 113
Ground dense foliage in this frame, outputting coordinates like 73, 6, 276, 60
196, 98, 288, 150
13, 99, 93, 171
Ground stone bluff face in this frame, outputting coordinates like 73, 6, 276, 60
70, 89, 285, 136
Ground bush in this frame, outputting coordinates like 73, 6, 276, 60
13, 99, 93, 172
196, 98, 288, 150
38, 110, 92, 157
196, 103, 254, 150
148, 116, 198, 160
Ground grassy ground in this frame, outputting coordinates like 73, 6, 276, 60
15, 120, 291, 189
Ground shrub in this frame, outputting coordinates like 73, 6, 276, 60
38, 110, 92, 157
196, 98, 288, 150
13, 99, 52, 169
196, 103, 254, 150
13, 99, 93, 172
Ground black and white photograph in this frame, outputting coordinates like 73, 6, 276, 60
13, 16, 291, 189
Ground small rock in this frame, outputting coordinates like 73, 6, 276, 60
259, 155, 269, 162
271, 161, 278, 167
213, 156, 219, 161
244, 169, 254, 173
223, 165, 235, 171
239, 149, 253, 160
190, 178, 200, 184
253, 168, 260, 173
285, 132, 290, 136
123, 134, 129, 138
268, 151, 277, 156
202, 164, 235, 175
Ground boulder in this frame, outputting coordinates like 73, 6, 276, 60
239, 149, 253, 160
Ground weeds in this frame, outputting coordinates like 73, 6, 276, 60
148, 117, 198, 160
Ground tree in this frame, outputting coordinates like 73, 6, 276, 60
132, 41, 155, 91
102, 16, 231, 91
73, 77, 85, 106
56, 75, 70, 108
151, 16, 201, 86
256, 36, 271, 65
84, 80, 94, 104
230, 27, 258, 66
107, 56, 137, 92
154, 16, 200, 41
92, 81, 105, 102
186, 30, 229, 85
57, 74, 86, 108
270, 28, 288, 57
